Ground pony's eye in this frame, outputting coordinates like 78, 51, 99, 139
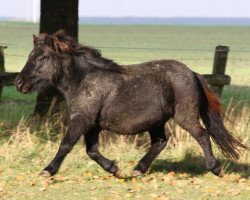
37, 57, 44, 61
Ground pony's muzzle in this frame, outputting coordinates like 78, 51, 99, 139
14, 75, 31, 94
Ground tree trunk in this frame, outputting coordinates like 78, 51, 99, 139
34, 0, 78, 117
40, 0, 78, 38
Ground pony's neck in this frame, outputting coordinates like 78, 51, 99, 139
55, 53, 124, 101
54, 56, 83, 98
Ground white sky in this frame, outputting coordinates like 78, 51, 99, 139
0, 0, 250, 21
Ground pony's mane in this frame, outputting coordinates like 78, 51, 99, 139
35, 30, 124, 73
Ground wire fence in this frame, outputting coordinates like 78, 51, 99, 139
0, 44, 249, 118
1, 45, 249, 90
4, 44, 250, 98
2, 49, 250, 61
2, 42, 250, 52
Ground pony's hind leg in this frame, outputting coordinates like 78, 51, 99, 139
132, 124, 168, 176
84, 128, 122, 178
174, 106, 224, 177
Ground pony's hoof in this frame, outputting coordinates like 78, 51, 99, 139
132, 170, 143, 177
114, 169, 124, 179
218, 168, 225, 178
39, 170, 52, 177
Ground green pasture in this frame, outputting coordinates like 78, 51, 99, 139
0, 21, 250, 122
1, 22, 250, 77
0, 21, 249, 199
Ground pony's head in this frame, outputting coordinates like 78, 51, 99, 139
14, 30, 123, 94
14, 30, 75, 94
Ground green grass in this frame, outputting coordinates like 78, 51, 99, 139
0, 87, 36, 123
1, 22, 250, 78
0, 22, 249, 113
0, 21, 250, 199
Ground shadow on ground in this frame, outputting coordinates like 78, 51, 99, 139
149, 152, 250, 178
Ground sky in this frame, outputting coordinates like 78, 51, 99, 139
0, 0, 250, 22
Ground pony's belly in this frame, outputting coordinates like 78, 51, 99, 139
100, 120, 154, 134
99, 111, 165, 134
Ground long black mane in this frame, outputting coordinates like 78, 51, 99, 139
51, 30, 124, 73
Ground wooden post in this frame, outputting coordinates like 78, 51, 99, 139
0, 46, 7, 100
211, 45, 229, 97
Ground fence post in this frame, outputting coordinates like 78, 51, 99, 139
0, 46, 7, 100
211, 45, 229, 97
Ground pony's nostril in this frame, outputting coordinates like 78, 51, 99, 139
14, 77, 24, 89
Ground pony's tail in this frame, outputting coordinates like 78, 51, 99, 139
194, 73, 248, 160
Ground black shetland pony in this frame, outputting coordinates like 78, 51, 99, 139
14, 31, 247, 178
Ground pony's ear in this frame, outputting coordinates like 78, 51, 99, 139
33, 34, 38, 45
44, 35, 54, 48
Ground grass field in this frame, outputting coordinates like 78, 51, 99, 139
0, 21, 249, 199
0, 21, 250, 122
0, 117, 249, 200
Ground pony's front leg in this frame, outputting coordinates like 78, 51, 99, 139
40, 115, 85, 176
85, 129, 122, 178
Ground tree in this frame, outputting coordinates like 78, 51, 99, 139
34, 0, 78, 116
40, 0, 78, 38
